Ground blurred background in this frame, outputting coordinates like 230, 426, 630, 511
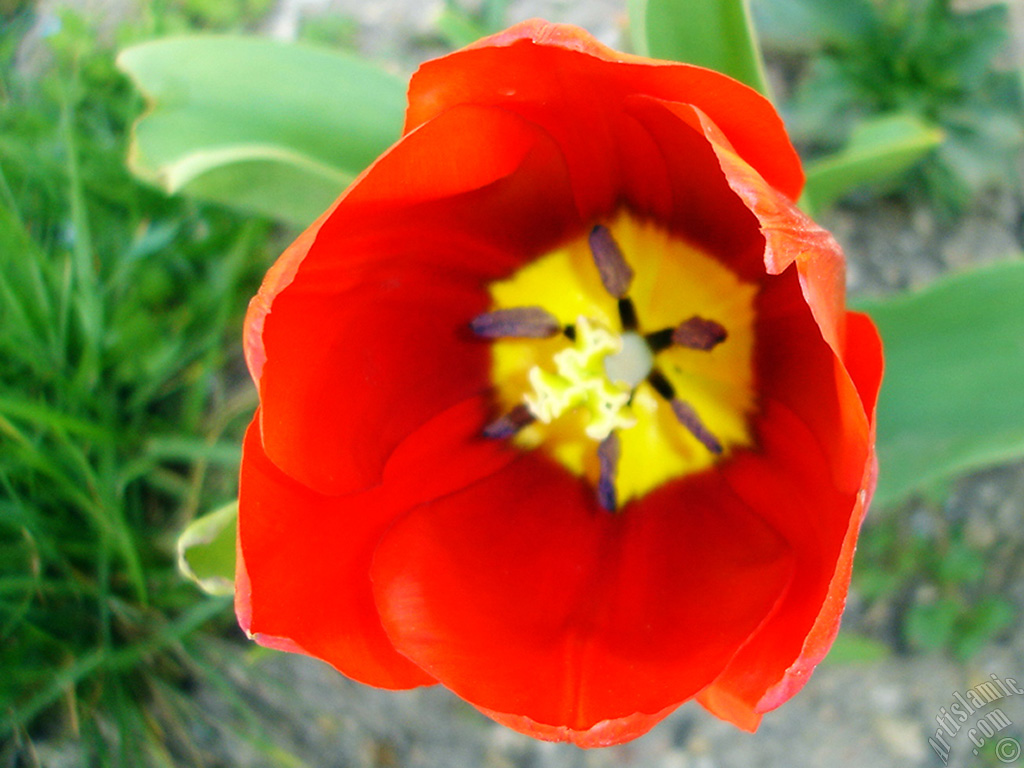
1, 0, 1023, 766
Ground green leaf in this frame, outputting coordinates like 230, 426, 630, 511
118, 36, 406, 226
176, 501, 238, 596
628, 0, 770, 95
937, 543, 985, 587
905, 598, 960, 651
750, 0, 875, 53
435, 6, 489, 49
823, 631, 891, 664
954, 597, 1015, 660
803, 113, 944, 213
857, 259, 1024, 507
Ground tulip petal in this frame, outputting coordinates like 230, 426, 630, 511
618, 96, 770, 282
243, 100, 553, 386
754, 312, 883, 712
475, 701, 681, 749
253, 104, 579, 495
236, 416, 433, 689
695, 401, 856, 728
755, 271, 871, 495
697, 306, 883, 727
238, 395, 519, 686
406, 20, 804, 220
257, 265, 490, 495
370, 453, 794, 744
653, 100, 847, 354
840, 311, 885, 419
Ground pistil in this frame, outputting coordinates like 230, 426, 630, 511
603, 331, 653, 389
524, 316, 636, 441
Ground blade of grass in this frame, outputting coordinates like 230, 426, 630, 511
59, 71, 103, 393
0, 397, 112, 443
2, 596, 230, 740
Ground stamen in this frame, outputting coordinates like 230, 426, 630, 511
646, 316, 727, 352
483, 404, 536, 439
647, 368, 723, 454
596, 432, 621, 511
470, 307, 561, 339
618, 297, 638, 332
644, 328, 674, 352
588, 225, 634, 298
672, 316, 727, 351
646, 368, 676, 401
670, 399, 723, 455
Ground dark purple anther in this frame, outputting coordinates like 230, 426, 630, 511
672, 316, 728, 351
597, 432, 621, 511
588, 225, 634, 299
670, 399, 723, 455
482, 404, 536, 439
470, 307, 561, 339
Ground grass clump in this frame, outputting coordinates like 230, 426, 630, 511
0, 8, 274, 764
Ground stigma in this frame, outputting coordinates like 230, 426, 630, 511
524, 316, 638, 441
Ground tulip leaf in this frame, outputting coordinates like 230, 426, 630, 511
748, 0, 875, 54
435, 5, 490, 49
858, 259, 1024, 507
823, 632, 891, 664
905, 598, 960, 652
118, 36, 406, 226
803, 114, 944, 213
176, 501, 238, 596
628, 0, 770, 95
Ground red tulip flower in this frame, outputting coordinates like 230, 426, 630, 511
235, 20, 884, 748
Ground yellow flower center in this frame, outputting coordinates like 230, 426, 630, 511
480, 211, 758, 508
525, 316, 638, 441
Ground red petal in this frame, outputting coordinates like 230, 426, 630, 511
697, 302, 883, 726
755, 272, 871, 495
370, 454, 794, 744
243, 197, 343, 385
258, 264, 490, 494
237, 393, 518, 686
754, 312, 883, 712
254, 105, 579, 495
476, 701, 681, 748
652, 101, 847, 355
620, 96, 768, 281
379, 395, 520, 505
236, 416, 433, 689
696, 685, 762, 733
245, 100, 571, 386
406, 21, 804, 221
697, 401, 856, 724
841, 311, 885, 419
